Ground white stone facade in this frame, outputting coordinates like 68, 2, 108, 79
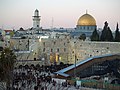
10, 37, 120, 65
33, 9, 40, 28
40, 38, 120, 64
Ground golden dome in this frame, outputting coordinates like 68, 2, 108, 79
77, 13, 96, 26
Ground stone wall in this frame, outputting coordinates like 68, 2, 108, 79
40, 38, 120, 64
10, 38, 120, 65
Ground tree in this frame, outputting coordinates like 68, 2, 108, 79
0, 35, 4, 42
60, 62, 64, 65
19, 27, 24, 31
90, 28, 99, 41
115, 23, 120, 42
107, 27, 114, 41
100, 21, 113, 41
0, 48, 16, 90
10, 31, 14, 37
79, 33, 86, 41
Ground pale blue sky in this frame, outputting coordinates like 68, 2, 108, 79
0, 0, 120, 30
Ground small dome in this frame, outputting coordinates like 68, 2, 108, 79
34, 9, 39, 16
77, 13, 96, 26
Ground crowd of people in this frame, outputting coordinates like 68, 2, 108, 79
12, 63, 72, 90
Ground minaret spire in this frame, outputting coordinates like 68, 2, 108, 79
86, 9, 88, 14
117, 22, 119, 30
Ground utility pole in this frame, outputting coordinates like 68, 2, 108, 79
74, 54, 77, 79
51, 17, 54, 29
74, 41, 77, 79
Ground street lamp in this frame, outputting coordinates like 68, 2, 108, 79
42, 57, 45, 65
72, 50, 77, 79
74, 41, 77, 79
74, 54, 77, 79
42, 57, 45, 74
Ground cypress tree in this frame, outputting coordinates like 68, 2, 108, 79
100, 21, 113, 41
79, 33, 86, 41
100, 21, 108, 41
91, 28, 99, 41
107, 27, 113, 41
115, 23, 120, 42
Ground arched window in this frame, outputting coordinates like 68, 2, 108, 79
51, 49, 53, 52
43, 42, 45, 46
43, 48, 45, 52
57, 48, 59, 52
64, 48, 66, 52
87, 26, 89, 30
89, 27, 91, 30
54, 41, 56, 45
80, 27, 82, 29
37, 25, 39, 27
83, 26, 85, 30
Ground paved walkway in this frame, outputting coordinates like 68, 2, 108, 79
40, 82, 102, 90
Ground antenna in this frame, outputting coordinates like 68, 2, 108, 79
86, 9, 88, 14
51, 17, 54, 29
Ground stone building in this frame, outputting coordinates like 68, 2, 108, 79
8, 10, 120, 66
73, 11, 97, 38
39, 38, 120, 64
10, 37, 120, 65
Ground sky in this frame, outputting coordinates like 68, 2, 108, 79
0, 0, 120, 31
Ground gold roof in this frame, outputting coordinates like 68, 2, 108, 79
77, 13, 96, 26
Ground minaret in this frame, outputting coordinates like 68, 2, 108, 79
33, 9, 40, 28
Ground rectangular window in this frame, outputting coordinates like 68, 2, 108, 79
87, 27, 89, 30
43, 42, 45, 46
64, 48, 66, 52
51, 49, 53, 52
84, 27, 85, 29
57, 48, 59, 52
43, 48, 45, 52
54, 41, 56, 45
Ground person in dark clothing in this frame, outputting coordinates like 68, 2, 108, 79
34, 86, 38, 90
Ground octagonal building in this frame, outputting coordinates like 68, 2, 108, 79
76, 11, 97, 37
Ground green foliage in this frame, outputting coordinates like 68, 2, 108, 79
115, 23, 120, 42
100, 21, 113, 41
60, 62, 64, 65
10, 31, 14, 37
79, 33, 86, 41
0, 48, 16, 89
90, 28, 99, 41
